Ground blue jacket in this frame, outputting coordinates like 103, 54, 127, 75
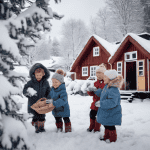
49, 83, 70, 117
94, 84, 122, 126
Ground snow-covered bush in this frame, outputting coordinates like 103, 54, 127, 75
66, 79, 95, 95
0, 0, 62, 149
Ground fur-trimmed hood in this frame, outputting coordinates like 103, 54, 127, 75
107, 75, 124, 88
29, 63, 50, 81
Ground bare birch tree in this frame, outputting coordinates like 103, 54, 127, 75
106, 0, 144, 37
60, 19, 90, 70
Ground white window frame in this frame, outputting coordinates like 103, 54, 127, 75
117, 61, 122, 75
90, 66, 97, 77
125, 51, 137, 61
82, 67, 88, 76
93, 47, 100, 57
138, 60, 144, 76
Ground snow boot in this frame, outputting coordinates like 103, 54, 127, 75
65, 122, 72, 133
39, 121, 46, 132
34, 121, 40, 133
94, 120, 101, 132
87, 119, 95, 132
109, 130, 117, 142
31, 121, 35, 126
56, 122, 63, 132
100, 129, 110, 141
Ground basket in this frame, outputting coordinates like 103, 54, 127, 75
31, 98, 55, 114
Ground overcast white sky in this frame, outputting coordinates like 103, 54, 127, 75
49, 0, 106, 39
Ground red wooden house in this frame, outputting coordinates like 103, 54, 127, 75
109, 33, 150, 91
70, 35, 117, 80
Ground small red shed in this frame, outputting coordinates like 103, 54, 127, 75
70, 35, 117, 80
109, 33, 150, 91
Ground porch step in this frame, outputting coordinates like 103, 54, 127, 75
120, 91, 132, 100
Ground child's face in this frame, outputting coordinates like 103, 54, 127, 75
52, 78, 61, 88
96, 72, 104, 80
104, 75, 110, 84
35, 72, 43, 81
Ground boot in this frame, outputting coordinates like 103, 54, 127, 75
65, 122, 71, 133
56, 122, 63, 132
31, 121, 35, 126
94, 120, 101, 132
87, 119, 95, 132
100, 129, 110, 141
109, 130, 117, 142
34, 121, 40, 133
39, 121, 46, 132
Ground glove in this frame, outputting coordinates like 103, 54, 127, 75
95, 101, 100, 107
87, 87, 97, 92
25, 92, 32, 97
46, 99, 53, 104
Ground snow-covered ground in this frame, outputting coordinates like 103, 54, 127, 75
20, 94, 150, 150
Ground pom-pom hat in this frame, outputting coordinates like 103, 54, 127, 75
52, 69, 65, 83
96, 63, 106, 73
104, 69, 118, 80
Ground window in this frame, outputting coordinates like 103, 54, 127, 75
90, 66, 97, 77
125, 51, 137, 61
93, 47, 100, 56
82, 67, 88, 76
117, 62, 122, 75
138, 60, 144, 76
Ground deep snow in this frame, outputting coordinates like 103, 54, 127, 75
19, 94, 150, 150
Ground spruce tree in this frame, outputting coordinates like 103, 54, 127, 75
0, 0, 62, 149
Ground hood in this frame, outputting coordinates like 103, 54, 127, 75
107, 75, 124, 88
29, 63, 50, 81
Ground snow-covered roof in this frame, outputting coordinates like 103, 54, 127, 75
129, 33, 150, 53
108, 33, 150, 62
138, 32, 150, 36
93, 34, 119, 57
70, 34, 119, 71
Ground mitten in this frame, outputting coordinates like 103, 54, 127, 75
87, 87, 97, 92
46, 99, 53, 104
95, 101, 100, 107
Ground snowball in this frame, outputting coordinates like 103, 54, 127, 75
27, 87, 37, 96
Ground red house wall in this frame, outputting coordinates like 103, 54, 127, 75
112, 41, 149, 91
78, 40, 110, 80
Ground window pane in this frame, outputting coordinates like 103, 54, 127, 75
132, 53, 136, 58
126, 54, 130, 59
118, 68, 121, 71
118, 63, 121, 67
139, 67, 143, 70
118, 72, 121, 74
91, 68, 93, 70
139, 62, 143, 66
139, 71, 143, 76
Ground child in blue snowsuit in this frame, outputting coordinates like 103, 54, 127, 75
46, 69, 71, 133
94, 69, 123, 142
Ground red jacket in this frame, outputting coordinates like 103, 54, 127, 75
87, 80, 105, 111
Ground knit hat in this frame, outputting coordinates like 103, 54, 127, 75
104, 69, 118, 80
96, 63, 106, 73
52, 69, 65, 83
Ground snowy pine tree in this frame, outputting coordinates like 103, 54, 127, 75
0, 0, 62, 149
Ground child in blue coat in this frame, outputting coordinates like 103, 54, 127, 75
94, 69, 123, 142
46, 69, 71, 133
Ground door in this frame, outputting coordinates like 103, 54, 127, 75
126, 61, 136, 90
137, 60, 145, 91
